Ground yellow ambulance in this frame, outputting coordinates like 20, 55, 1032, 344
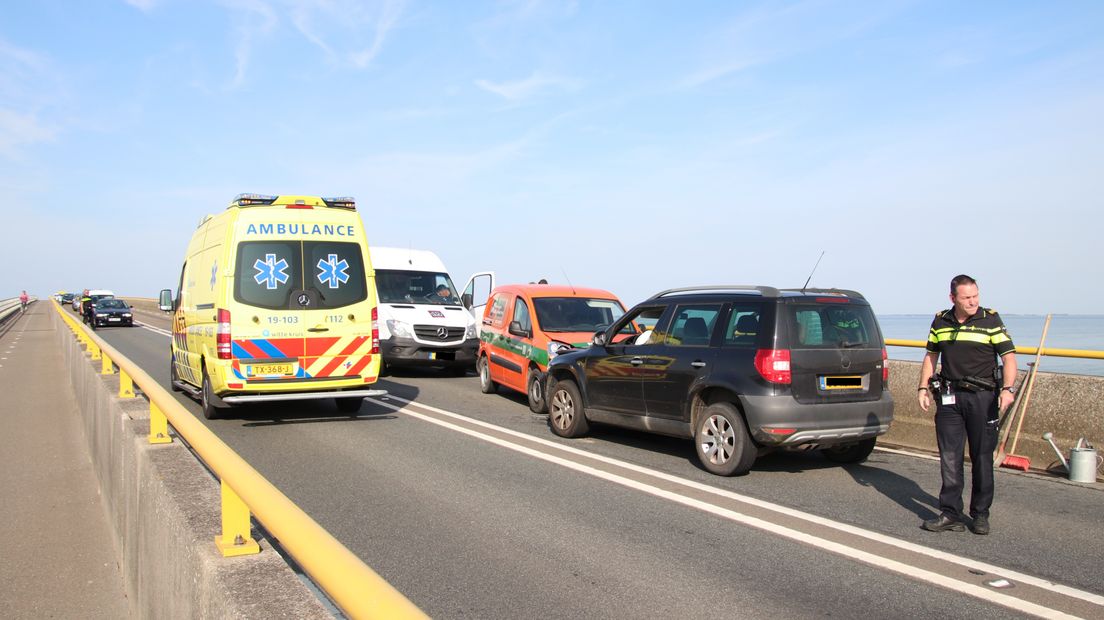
159, 194, 383, 419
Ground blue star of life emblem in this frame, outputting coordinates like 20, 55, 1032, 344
210, 260, 218, 290
316, 253, 350, 289
254, 253, 290, 290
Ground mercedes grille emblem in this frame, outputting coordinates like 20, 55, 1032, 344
436, 327, 448, 339
297, 293, 311, 307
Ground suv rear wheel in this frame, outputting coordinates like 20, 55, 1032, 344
548, 380, 588, 437
695, 403, 756, 476
821, 438, 877, 464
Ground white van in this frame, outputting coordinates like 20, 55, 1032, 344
370, 247, 492, 375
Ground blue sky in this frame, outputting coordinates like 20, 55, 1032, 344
2, 1, 1101, 314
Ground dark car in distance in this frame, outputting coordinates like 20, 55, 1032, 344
544, 286, 894, 476
90, 298, 134, 329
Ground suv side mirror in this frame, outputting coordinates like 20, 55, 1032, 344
508, 321, 530, 338
592, 331, 608, 347
158, 289, 174, 312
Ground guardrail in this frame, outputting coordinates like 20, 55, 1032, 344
52, 301, 426, 619
884, 338, 1104, 361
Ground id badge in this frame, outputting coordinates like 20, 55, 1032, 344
941, 384, 956, 406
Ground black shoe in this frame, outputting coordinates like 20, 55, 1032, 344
971, 517, 990, 535
922, 515, 965, 532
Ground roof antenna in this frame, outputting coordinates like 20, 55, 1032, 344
560, 267, 576, 295
407, 241, 413, 266
802, 251, 825, 292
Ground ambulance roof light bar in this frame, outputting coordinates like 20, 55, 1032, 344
322, 196, 357, 210
231, 193, 278, 207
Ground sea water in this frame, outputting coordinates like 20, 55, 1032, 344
878, 315, 1104, 377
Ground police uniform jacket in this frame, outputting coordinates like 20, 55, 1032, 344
926, 308, 1015, 381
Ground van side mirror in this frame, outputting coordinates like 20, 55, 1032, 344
461, 293, 472, 309
508, 321, 530, 338
159, 289, 174, 312
592, 331, 608, 347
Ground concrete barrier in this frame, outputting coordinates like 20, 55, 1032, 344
52, 309, 331, 618
885, 360, 1103, 481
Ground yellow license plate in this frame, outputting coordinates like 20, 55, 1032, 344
248, 363, 295, 377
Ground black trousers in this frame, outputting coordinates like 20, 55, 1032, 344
934, 389, 999, 520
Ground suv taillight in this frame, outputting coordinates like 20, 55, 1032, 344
882, 347, 889, 387
217, 308, 232, 360
755, 349, 791, 384
371, 306, 379, 354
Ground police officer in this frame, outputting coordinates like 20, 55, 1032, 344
80, 289, 93, 324
918, 275, 1017, 535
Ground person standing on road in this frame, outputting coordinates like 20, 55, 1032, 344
19, 290, 28, 312
917, 274, 1017, 535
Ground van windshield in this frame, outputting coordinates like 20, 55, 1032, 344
533, 297, 625, 333
375, 270, 460, 305
788, 302, 880, 349
235, 241, 367, 310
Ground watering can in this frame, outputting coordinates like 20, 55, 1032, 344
1043, 433, 1101, 483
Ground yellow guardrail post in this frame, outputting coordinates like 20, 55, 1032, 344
119, 369, 136, 398
101, 352, 115, 375
216, 480, 261, 557
148, 402, 172, 444
89, 340, 102, 360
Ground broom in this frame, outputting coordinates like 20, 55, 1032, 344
1000, 314, 1052, 471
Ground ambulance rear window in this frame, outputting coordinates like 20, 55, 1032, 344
235, 241, 366, 310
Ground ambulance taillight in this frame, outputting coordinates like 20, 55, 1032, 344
217, 309, 232, 359
371, 306, 379, 354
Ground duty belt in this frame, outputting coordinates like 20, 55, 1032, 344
941, 375, 997, 392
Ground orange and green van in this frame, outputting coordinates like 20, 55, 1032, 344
477, 283, 626, 413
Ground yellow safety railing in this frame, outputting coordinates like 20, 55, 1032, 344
885, 338, 1104, 361
52, 302, 426, 619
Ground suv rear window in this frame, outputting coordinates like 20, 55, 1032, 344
788, 302, 879, 349
235, 241, 367, 310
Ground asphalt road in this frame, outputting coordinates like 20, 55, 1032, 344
78, 306, 1104, 619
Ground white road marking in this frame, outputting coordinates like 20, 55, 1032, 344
136, 321, 172, 337
370, 394, 1103, 618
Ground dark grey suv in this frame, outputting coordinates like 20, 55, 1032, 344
544, 286, 894, 475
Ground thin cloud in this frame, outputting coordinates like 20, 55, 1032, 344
0, 109, 57, 160
123, 0, 159, 11
286, 0, 405, 69
219, 0, 279, 88
475, 71, 581, 102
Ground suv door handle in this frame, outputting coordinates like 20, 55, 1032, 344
691, 360, 707, 368
630, 357, 644, 366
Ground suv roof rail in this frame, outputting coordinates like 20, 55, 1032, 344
650, 285, 781, 299
781, 287, 866, 300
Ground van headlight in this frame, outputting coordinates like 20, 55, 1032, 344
386, 319, 413, 339
465, 323, 477, 339
548, 341, 574, 359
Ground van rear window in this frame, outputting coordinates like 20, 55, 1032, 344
235, 241, 366, 310
788, 303, 879, 349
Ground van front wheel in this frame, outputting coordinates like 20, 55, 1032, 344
527, 369, 547, 414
